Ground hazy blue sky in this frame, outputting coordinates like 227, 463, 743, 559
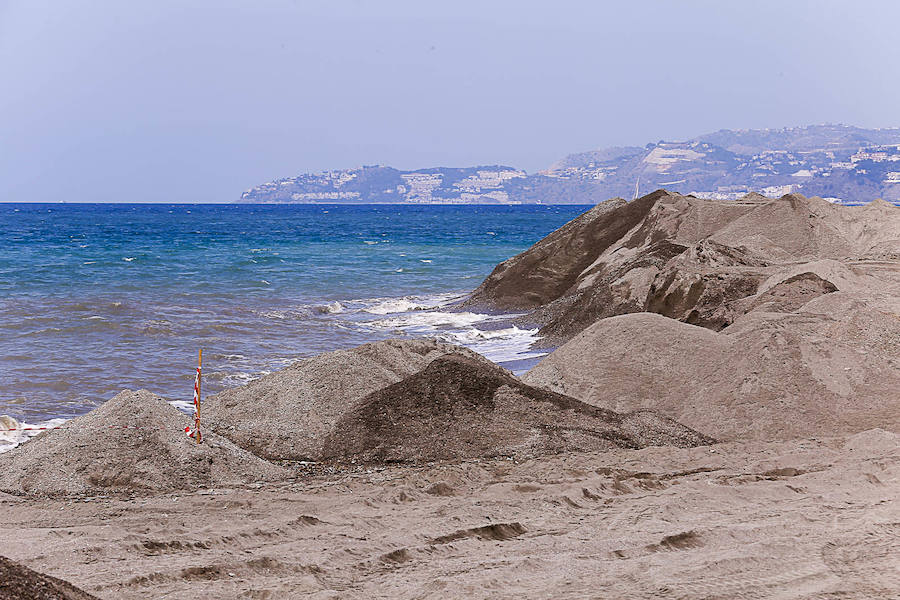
2, 1, 900, 202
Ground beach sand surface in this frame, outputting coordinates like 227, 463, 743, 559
1, 429, 897, 599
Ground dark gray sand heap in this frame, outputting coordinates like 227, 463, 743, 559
321, 354, 714, 463
205, 338, 492, 461
523, 302, 900, 442
0, 390, 286, 496
0, 555, 98, 600
464, 190, 900, 341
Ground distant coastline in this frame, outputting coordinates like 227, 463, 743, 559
240, 124, 900, 206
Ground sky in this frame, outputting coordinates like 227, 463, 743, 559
2, 1, 900, 203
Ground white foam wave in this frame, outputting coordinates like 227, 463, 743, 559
363, 298, 430, 315
317, 301, 343, 314
222, 370, 271, 387
351, 292, 542, 366
359, 293, 463, 315
168, 399, 196, 413
0, 415, 67, 454
370, 311, 486, 329
436, 326, 547, 364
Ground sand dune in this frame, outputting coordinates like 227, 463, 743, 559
321, 354, 713, 463
0, 390, 285, 496
204, 339, 490, 461
524, 294, 900, 440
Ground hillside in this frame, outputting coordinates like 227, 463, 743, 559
239, 125, 900, 204
237, 164, 605, 205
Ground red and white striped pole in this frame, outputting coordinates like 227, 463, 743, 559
192, 348, 202, 444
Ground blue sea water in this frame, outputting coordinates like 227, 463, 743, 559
0, 203, 591, 425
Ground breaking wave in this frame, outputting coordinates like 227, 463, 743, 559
0, 415, 67, 454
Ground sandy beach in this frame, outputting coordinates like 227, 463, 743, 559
1, 430, 897, 599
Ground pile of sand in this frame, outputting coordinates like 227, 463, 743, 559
0, 390, 286, 496
524, 301, 900, 441
465, 190, 757, 311
0, 555, 98, 600
711, 194, 900, 260
464, 189, 900, 341
321, 354, 713, 463
204, 338, 491, 461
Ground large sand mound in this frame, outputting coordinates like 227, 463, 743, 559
321, 354, 714, 463
464, 190, 756, 314
205, 339, 491, 461
524, 304, 900, 441
0, 555, 98, 600
712, 193, 900, 260
0, 390, 286, 496
464, 190, 900, 341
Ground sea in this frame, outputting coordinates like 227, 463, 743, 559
0, 203, 591, 445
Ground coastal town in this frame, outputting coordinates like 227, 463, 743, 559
239, 125, 900, 205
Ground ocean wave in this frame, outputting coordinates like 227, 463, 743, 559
362, 298, 431, 315
256, 308, 311, 320
369, 311, 487, 329
351, 292, 543, 365
168, 400, 196, 413
315, 301, 344, 314
0, 415, 67, 454
359, 293, 463, 315
436, 326, 547, 364
221, 370, 271, 387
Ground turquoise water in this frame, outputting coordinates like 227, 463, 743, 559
0, 203, 591, 422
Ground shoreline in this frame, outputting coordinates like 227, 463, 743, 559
0, 291, 547, 430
